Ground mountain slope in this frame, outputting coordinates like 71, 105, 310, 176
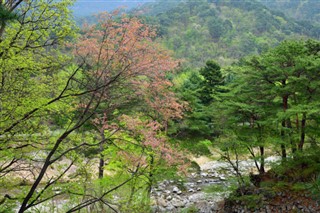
258, 0, 320, 22
137, 0, 319, 67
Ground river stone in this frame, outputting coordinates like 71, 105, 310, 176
211, 202, 222, 212
166, 204, 175, 211
158, 185, 165, 191
188, 189, 194, 193
188, 193, 205, 202
196, 200, 211, 213
190, 172, 197, 177
152, 206, 166, 213
219, 176, 226, 181
166, 195, 173, 201
165, 190, 171, 195
201, 172, 208, 177
173, 186, 179, 193
171, 197, 186, 208
157, 197, 168, 207
186, 182, 195, 188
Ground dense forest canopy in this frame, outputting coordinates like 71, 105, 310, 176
134, 0, 319, 66
259, 0, 320, 22
0, 0, 319, 212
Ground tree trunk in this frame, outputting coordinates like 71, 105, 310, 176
298, 113, 306, 151
280, 94, 288, 159
286, 118, 297, 153
0, 22, 6, 40
98, 131, 105, 179
259, 146, 265, 174
281, 120, 287, 159
147, 155, 154, 197
146, 155, 154, 207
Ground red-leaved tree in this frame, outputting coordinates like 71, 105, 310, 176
65, 12, 187, 211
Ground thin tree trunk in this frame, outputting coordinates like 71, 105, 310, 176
286, 118, 297, 153
98, 129, 106, 212
247, 146, 260, 173
299, 113, 306, 151
259, 146, 265, 174
281, 120, 287, 159
147, 155, 154, 197
280, 94, 288, 159
127, 181, 136, 207
98, 130, 105, 179
0, 22, 6, 40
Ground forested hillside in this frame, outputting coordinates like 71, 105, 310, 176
259, 0, 320, 22
136, 0, 319, 66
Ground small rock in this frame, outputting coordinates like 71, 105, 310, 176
266, 205, 272, 213
197, 187, 201, 191
172, 186, 179, 193
171, 197, 186, 208
158, 185, 165, 191
185, 182, 195, 187
208, 173, 215, 178
166, 204, 175, 211
188, 193, 205, 202
157, 197, 168, 207
166, 195, 172, 201
165, 190, 171, 195
219, 176, 226, 181
201, 172, 208, 177
197, 180, 202, 184
196, 200, 211, 213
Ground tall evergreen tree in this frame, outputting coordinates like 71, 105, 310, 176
199, 60, 224, 105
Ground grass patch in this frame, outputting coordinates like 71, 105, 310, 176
203, 184, 226, 193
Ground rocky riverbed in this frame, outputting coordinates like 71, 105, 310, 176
150, 156, 281, 213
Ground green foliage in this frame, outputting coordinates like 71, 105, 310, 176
233, 194, 263, 210
137, 0, 319, 67
207, 17, 226, 40
259, 0, 320, 23
203, 183, 227, 193
180, 205, 198, 213
189, 161, 201, 173
199, 60, 224, 105
310, 175, 320, 201
172, 61, 226, 138
272, 148, 320, 182
0, 5, 18, 24
0, 0, 319, 211
177, 138, 212, 156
